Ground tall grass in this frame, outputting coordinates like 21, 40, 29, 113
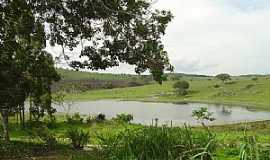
239, 125, 270, 160
99, 125, 216, 160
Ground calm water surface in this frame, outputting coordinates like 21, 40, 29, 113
54, 100, 270, 126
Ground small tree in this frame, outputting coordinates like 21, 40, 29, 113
192, 107, 215, 136
173, 80, 190, 96
192, 107, 215, 123
216, 74, 231, 83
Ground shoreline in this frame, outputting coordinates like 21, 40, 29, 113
63, 96, 270, 111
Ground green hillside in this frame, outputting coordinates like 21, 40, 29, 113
65, 76, 270, 110
57, 68, 144, 81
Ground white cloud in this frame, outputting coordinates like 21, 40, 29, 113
153, 0, 270, 75
47, 0, 270, 75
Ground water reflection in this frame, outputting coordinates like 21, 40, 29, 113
52, 100, 270, 126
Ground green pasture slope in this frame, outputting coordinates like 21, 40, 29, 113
66, 75, 270, 110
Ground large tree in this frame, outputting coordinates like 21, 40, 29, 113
0, 0, 173, 141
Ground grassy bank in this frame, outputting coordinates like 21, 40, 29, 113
65, 76, 270, 110
2, 115, 270, 159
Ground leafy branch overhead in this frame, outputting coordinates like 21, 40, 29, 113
0, 0, 173, 141
32, 0, 173, 83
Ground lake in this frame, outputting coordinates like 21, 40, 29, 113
53, 100, 270, 126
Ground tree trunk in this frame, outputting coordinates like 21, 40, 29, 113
1, 110, 10, 142
22, 105, 25, 127
19, 103, 25, 128
29, 98, 32, 122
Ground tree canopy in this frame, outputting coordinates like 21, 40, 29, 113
0, 0, 173, 141
173, 80, 190, 96
216, 74, 231, 83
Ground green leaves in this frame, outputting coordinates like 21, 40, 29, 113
173, 80, 190, 95
29, 0, 173, 83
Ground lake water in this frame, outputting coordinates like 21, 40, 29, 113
54, 100, 270, 126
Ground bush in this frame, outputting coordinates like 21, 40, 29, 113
173, 80, 190, 96
214, 84, 220, 88
66, 128, 89, 150
96, 113, 106, 122
66, 113, 83, 124
216, 73, 231, 83
34, 127, 57, 150
245, 84, 255, 89
86, 115, 96, 124
113, 113, 134, 123
43, 116, 57, 129
251, 77, 258, 81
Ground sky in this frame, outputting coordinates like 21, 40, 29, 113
47, 0, 270, 76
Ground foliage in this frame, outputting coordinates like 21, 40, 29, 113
192, 107, 215, 123
85, 114, 107, 124
0, 0, 173, 141
113, 113, 134, 123
216, 74, 231, 83
173, 80, 190, 96
43, 115, 58, 129
85, 115, 95, 125
34, 127, 57, 150
238, 126, 270, 160
66, 113, 84, 124
96, 113, 106, 122
245, 84, 255, 90
66, 128, 89, 150
3, 116, 270, 159
100, 125, 216, 160
251, 77, 258, 81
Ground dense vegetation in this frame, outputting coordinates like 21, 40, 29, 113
0, 0, 172, 143
52, 69, 152, 93
2, 114, 270, 159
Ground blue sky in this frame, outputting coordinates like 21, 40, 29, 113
47, 0, 270, 75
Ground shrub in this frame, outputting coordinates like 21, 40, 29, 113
66, 113, 83, 124
113, 113, 134, 123
214, 84, 220, 88
66, 128, 89, 150
173, 80, 190, 96
216, 73, 231, 83
96, 113, 106, 122
34, 127, 57, 150
192, 107, 215, 124
86, 115, 96, 124
251, 77, 258, 81
43, 116, 57, 129
245, 84, 255, 89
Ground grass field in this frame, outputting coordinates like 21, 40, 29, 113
65, 76, 270, 110
3, 115, 270, 160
